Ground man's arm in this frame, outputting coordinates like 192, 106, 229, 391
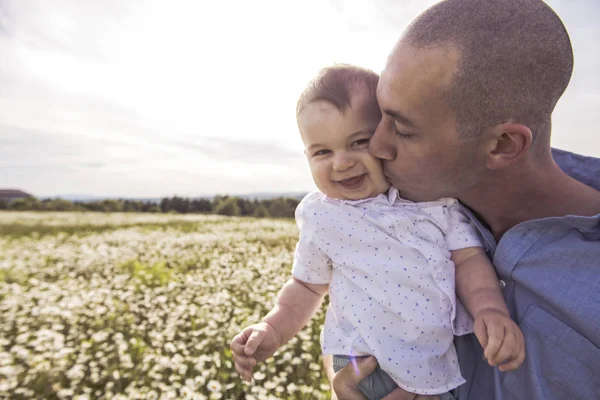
324, 355, 441, 400
323, 355, 339, 400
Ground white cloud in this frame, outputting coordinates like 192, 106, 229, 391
0, 0, 598, 197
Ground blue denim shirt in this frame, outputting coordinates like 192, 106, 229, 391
455, 149, 600, 400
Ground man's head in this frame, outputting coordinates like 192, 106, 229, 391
370, 0, 574, 201
297, 65, 390, 200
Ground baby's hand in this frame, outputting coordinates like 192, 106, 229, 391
473, 309, 525, 372
230, 322, 282, 382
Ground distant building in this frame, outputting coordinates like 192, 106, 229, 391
0, 189, 33, 202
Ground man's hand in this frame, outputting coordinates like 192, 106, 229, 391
330, 356, 440, 400
230, 322, 282, 382
474, 309, 525, 372
330, 356, 376, 400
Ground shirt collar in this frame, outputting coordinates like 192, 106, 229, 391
467, 148, 600, 252
550, 149, 600, 232
322, 186, 400, 206
551, 148, 600, 192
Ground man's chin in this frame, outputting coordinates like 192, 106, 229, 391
387, 177, 433, 201
392, 185, 430, 202
394, 186, 411, 201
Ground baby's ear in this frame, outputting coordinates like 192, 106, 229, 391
484, 122, 532, 170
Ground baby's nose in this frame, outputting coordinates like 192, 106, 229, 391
332, 153, 355, 171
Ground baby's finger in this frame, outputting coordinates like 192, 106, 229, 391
484, 324, 505, 364
489, 340, 514, 367
473, 318, 489, 351
231, 336, 248, 357
231, 328, 252, 354
499, 349, 525, 372
235, 358, 257, 382
233, 359, 248, 377
494, 327, 522, 364
244, 329, 266, 356
498, 333, 525, 372
235, 354, 257, 370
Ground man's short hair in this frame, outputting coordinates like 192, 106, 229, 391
296, 64, 380, 120
404, 0, 573, 143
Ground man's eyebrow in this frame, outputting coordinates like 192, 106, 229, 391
382, 109, 416, 128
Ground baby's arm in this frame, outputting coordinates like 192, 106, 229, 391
230, 277, 328, 381
451, 247, 525, 371
263, 277, 328, 345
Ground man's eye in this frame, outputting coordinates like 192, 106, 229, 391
396, 131, 413, 139
313, 149, 331, 156
394, 127, 413, 139
394, 123, 414, 139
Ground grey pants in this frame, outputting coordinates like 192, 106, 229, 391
333, 355, 456, 400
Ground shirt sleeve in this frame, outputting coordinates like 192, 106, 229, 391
443, 200, 484, 251
291, 193, 332, 284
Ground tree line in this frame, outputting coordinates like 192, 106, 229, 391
0, 195, 302, 218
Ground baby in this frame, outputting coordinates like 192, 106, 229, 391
230, 65, 524, 399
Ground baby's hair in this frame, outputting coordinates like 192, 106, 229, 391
296, 64, 380, 120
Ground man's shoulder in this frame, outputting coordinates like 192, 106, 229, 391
552, 148, 600, 190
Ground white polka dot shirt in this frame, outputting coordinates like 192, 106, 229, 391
292, 187, 484, 395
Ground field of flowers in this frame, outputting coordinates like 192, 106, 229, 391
0, 212, 330, 400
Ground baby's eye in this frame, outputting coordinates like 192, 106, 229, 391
352, 138, 370, 147
313, 149, 331, 156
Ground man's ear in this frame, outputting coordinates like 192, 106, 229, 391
484, 122, 532, 170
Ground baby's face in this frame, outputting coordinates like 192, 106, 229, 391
299, 95, 390, 201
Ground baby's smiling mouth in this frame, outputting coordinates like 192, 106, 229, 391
336, 174, 366, 190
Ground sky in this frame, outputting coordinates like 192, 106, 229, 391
0, 0, 599, 198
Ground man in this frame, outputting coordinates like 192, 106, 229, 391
329, 0, 600, 399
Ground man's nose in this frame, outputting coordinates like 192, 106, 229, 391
369, 120, 397, 160
332, 152, 355, 172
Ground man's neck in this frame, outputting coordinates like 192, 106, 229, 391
460, 157, 600, 242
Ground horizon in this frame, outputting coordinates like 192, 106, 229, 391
49, 190, 309, 200
1, 0, 599, 197
0, 188, 308, 201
